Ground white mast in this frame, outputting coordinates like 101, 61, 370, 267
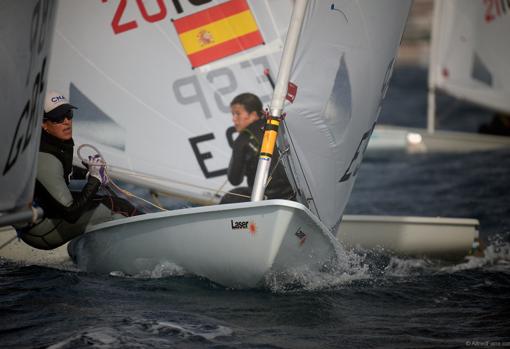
251, 0, 308, 201
427, 0, 442, 134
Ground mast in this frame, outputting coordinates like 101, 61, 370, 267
427, 0, 442, 134
251, 0, 308, 201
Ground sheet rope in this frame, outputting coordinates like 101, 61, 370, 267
77, 144, 167, 211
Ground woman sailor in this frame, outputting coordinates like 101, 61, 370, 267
16, 91, 139, 249
220, 93, 294, 204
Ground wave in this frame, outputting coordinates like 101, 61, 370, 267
263, 233, 510, 292
46, 316, 233, 349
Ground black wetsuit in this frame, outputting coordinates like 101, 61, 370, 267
221, 118, 294, 204
18, 132, 139, 250
35, 132, 101, 222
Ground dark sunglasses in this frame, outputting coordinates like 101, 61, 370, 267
45, 110, 74, 124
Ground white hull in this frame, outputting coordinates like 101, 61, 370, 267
69, 200, 338, 288
369, 125, 510, 153
338, 215, 479, 259
2, 212, 480, 270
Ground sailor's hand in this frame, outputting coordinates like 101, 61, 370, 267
87, 155, 109, 185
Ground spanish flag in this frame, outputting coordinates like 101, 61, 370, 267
173, 0, 264, 68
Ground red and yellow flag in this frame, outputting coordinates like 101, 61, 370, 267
173, 0, 264, 68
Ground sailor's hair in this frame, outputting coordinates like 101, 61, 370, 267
230, 93, 263, 117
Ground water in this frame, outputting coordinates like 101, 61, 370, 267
1, 66, 510, 348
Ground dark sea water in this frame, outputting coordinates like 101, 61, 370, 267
1, 66, 510, 349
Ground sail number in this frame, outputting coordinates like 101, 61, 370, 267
105, 0, 212, 35
484, 0, 510, 22
175, 57, 272, 179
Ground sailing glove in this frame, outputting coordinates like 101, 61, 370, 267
87, 154, 109, 185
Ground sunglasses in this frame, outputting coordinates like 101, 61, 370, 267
45, 110, 74, 124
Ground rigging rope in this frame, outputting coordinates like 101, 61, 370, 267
281, 120, 319, 217
86, 155, 228, 198
76, 141, 280, 206
77, 144, 166, 211
95, 165, 232, 200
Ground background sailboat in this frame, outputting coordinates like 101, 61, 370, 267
427, 0, 510, 133
370, 0, 510, 153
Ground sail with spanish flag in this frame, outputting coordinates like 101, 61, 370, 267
47, 0, 411, 219
173, 0, 264, 68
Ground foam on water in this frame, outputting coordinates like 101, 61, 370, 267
264, 238, 372, 292
133, 261, 187, 279
375, 237, 510, 277
441, 240, 510, 274
108, 260, 187, 279
263, 230, 510, 293
381, 256, 437, 277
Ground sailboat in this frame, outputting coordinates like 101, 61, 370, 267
427, 0, 510, 139
370, 0, 510, 153
27, 0, 411, 288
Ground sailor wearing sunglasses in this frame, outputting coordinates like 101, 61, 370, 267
16, 91, 124, 250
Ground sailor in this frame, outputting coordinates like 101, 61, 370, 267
15, 91, 139, 250
220, 93, 294, 204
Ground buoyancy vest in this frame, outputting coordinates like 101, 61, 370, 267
228, 118, 294, 200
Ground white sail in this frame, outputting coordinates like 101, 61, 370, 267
48, 0, 410, 218
282, 0, 411, 231
0, 0, 56, 214
429, 0, 510, 114
47, 0, 295, 203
